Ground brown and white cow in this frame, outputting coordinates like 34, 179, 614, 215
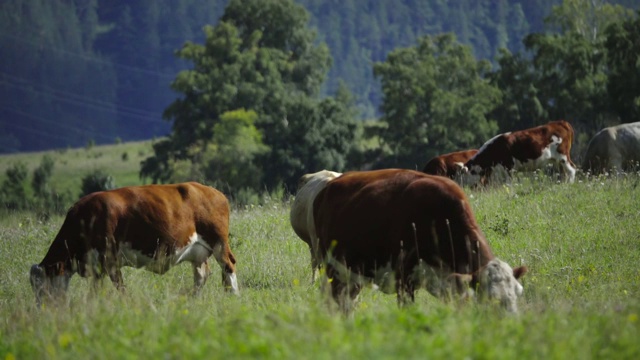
582, 122, 640, 174
313, 169, 527, 313
422, 149, 478, 179
30, 182, 239, 306
290, 170, 342, 283
464, 120, 577, 185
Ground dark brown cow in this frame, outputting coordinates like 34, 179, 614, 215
464, 120, 577, 185
313, 169, 527, 313
30, 182, 239, 305
422, 149, 479, 179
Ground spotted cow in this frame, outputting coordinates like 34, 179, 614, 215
313, 169, 527, 313
464, 120, 577, 185
30, 182, 239, 306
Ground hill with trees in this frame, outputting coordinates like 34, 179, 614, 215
2, 0, 640, 205
4, 0, 637, 153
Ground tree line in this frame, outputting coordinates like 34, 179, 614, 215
2, 0, 640, 207
4, 0, 637, 153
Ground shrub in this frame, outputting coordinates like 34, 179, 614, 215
80, 169, 115, 197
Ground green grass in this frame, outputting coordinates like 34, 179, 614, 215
1, 171, 640, 358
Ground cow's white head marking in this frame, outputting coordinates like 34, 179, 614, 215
477, 259, 526, 313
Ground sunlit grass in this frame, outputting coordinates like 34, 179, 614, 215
1, 173, 640, 359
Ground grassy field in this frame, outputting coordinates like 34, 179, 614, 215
1, 169, 639, 359
0, 141, 154, 196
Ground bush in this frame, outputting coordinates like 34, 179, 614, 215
80, 169, 115, 197
0, 162, 29, 210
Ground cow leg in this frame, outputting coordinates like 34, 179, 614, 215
396, 280, 415, 307
310, 246, 320, 284
561, 158, 576, 182
192, 260, 211, 294
107, 267, 125, 292
212, 242, 239, 295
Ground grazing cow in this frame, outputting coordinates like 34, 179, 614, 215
422, 149, 479, 179
464, 120, 577, 185
290, 170, 342, 283
30, 182, 239, 306
582, 122, 640, 174
313, 169, 527, 313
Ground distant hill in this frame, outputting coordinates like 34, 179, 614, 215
1, 0, 637, 153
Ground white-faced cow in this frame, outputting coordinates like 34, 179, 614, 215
422, 149, 478, 179
582, 122, 640, 174
464, 120, 577, 185
313, 169, 527, 314
290, 170, 342, 283
30, 182, 239, 306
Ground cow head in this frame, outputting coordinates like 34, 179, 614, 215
30, 263, 72, 307
476, 259, 527, 313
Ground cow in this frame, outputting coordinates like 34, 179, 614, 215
313, 169, 527, 314
290, 170, 342, 283
422, 149, 478, 179
582, 122, 640, 174
464, 120, 577, 185
29, 182, 239, 306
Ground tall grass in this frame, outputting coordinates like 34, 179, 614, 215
1, 174, 639, 359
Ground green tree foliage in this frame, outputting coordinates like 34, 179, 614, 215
605, 11, 640, 122
490, 0, 634, 144
80, 169, 115, 198
202, 109, 269, 193
32, 155, 54, 198
373, 33, 501, 169
0, 162, 28, 210
141, 0, 358, 192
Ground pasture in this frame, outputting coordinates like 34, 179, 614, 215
1, 172, 640, 359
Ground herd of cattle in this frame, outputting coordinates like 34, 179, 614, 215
29, 121, 640, 314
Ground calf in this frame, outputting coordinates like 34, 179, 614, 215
30, 182, 239, 305
313, 169, 527, 313
465, 120, 577, 185
422, 149, 478, 179
290, 170, 342, 283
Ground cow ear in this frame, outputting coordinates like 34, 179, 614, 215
512, 266, 528, 279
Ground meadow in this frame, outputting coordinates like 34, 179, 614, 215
1, 143, 640, 359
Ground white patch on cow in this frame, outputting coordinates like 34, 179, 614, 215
478, 258, 523, 313
511, 135, 576, 182
176, 232, 213, 264
117, 232, 212, 274
290, 170, 342, 284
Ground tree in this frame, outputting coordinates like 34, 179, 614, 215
516, 0, 634, 141
202, 109, 269, 193
373, 33, 501, 169
605, 11, 640, 122
489, 49, 545, 131
141, 0, 357, 192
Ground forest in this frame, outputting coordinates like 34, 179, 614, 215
1, 0, 640, 200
